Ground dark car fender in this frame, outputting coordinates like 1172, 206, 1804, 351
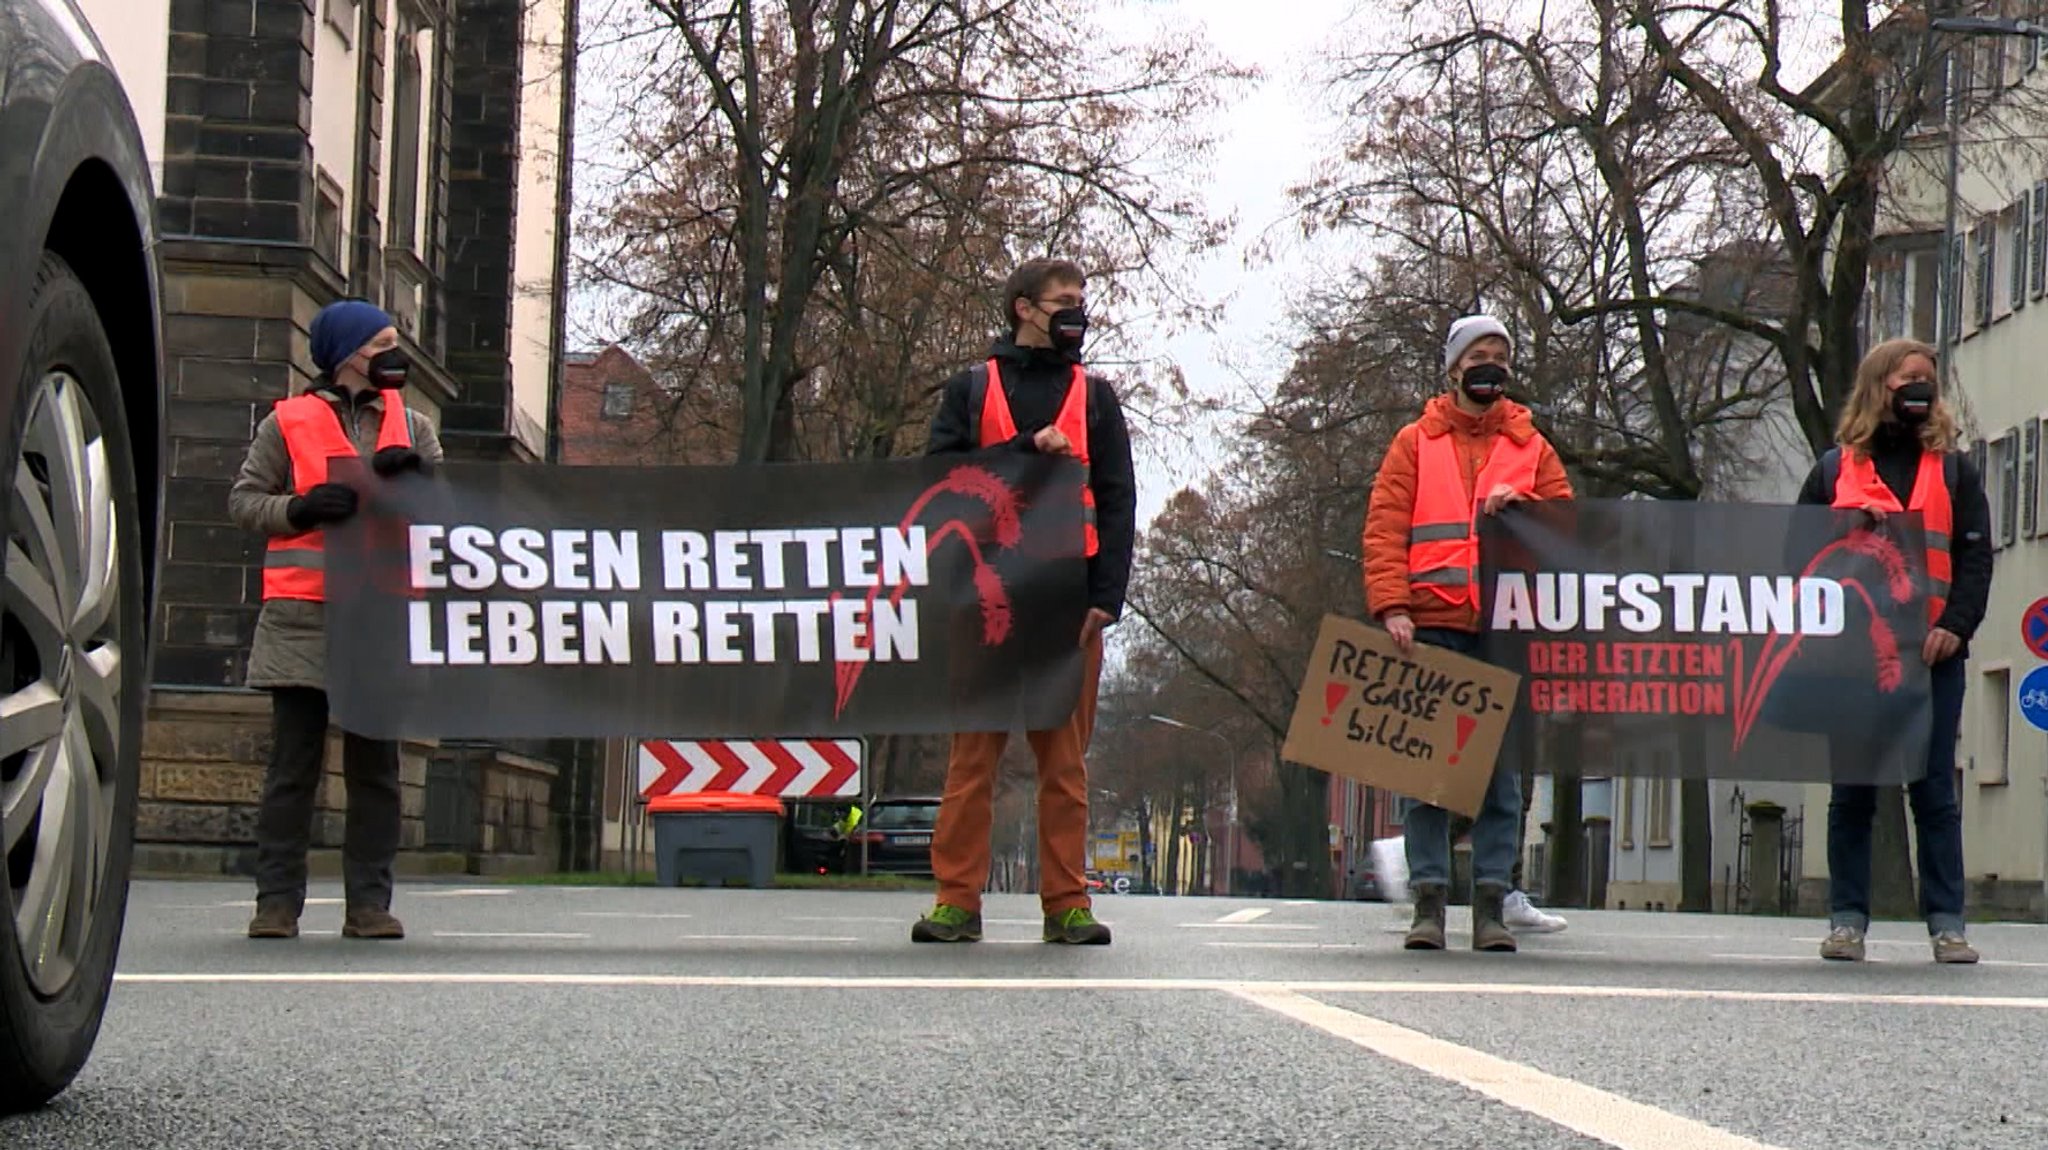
0, 0, 166, 626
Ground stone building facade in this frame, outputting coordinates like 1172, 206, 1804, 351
84, 0, 579, 876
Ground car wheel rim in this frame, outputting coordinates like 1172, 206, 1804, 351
2, 370, 122, 997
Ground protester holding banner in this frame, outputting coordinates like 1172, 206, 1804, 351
1795, 338, 1992, 965
1362, 314, 1573, 952
913, 258, 1136, 946
229, 300, 442, 942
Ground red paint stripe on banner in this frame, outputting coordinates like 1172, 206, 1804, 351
812, 740, 859, 796
702, 741, 751, 791
642, 741, 690, 796
757, 741, 806, 795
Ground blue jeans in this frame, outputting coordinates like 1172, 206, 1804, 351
1401, 627, 1524, 893
1826, 654, 1967, 935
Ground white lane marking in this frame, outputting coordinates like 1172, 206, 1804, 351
411, 888, 515, 898
1205, 942, 1370, 951
1179, 922, 1319, 931
109, 973, 2048, 1010
1217, 908, 1271, 924
788, 916, 900, 924
575, 912, 695, 920
1284, 900, 1318, 906
215, 930, 340, 938
1232, 988, 1786, 1150
205, 898, 345, 910
664, 934, 859, 943
1713, 952, 2048, 970
434, 931, 592, 940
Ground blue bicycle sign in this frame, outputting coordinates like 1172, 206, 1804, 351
2020, 666, 2048, 732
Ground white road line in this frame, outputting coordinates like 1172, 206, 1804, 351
411, 888, 515, 898
1205, 942, 1371, 951
787, 916, 901, 924
434, 931, 592, 940
1179, 922, 1319, 931
1283, 900, 1318, 906
1712, 952, 2048, 970
203, 898, 344, 910
1217, 908, 1272, 924
666, 934, 860, 943
1232, 988, 1786, 1150
574, 912, 695, 920
108, 973, 2048, 1010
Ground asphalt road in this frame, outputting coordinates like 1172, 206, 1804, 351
7, 880, 2047, 1149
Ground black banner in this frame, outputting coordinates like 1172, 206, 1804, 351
323, 453, 1090, 739
1480, 500, 1934, 786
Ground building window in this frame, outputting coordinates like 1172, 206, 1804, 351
1618, 776, 1636, 851
1978, 666, 2011, 786
2031, 183, 2048, 300
2012, 200, 2031, 314
601, 382, 635, 420
1646, 753, 1674, 847
2024, 419, 2041, 539
387, 8, 427, 253
314, 170, 345, 271
1998, 427, 2015, 544
1973, 220, 1996, 331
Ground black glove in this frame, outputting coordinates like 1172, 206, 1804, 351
372, 446, 426, 478
286, 483, 359, 531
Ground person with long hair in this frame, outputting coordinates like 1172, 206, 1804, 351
1794, 338, 1992, 964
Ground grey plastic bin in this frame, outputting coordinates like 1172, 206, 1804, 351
648, 793, 785, 888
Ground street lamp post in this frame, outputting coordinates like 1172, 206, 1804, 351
1148, 713, 1235, 896
1930, 16, 2048, 392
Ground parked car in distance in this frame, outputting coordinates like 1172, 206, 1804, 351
853, 796, 941, 877
0, 0, 166, 1115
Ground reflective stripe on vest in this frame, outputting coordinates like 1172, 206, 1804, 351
1407, 429, 1543, 611
263, 390, 413, 603
1830, 449, 1953, 626
977, 358, 1099, 557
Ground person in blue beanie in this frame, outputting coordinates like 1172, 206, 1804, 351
228, 299, 443, 941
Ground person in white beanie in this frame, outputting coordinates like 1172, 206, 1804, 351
1360, 313, 1573, 951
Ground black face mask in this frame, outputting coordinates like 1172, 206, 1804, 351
1891, 381, 1935, 425
1461, 362, 1509, 405
367, 348, 410, 389
1046, 306, 1088, 355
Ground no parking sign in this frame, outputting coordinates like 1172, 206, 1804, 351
2023, 597, 2048, 662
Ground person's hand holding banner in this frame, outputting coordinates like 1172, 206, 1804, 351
1382, 611, 1415, 656
1034, 426, 1074, 456
1480, 483, 1526, 516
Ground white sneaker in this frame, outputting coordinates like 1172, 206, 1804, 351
1504, 890, 1567, 933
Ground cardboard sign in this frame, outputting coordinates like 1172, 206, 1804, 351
1281, 615, 1522, 818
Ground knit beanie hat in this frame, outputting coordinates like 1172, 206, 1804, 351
310, 299, 394, 376
1443, 314, 1513, 371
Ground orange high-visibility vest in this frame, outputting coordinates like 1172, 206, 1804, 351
1407, 429, 1543, 611
1831, 450, 1952, 626
264, 390, 412, 602
977, 359, 1099, 557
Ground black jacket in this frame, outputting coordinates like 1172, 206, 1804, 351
1795, 422, 1993, 646
927, 337, 1137, 620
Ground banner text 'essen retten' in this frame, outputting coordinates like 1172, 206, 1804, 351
404, 525, 931, 666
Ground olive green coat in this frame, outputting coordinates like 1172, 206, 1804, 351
228, 390, 444, 691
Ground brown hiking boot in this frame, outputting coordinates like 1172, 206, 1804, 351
1472, 884, 1518, 953
1403, 885, 1447, 950
247, 899, 300, 940
342, 906, 405, 940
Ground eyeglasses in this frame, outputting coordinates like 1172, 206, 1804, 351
1036, 295, 1086, 310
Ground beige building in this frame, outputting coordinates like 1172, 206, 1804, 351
1840, 20, 2048, 920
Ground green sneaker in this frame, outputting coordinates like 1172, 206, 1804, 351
1043, 907, 1112, 946
911, 904, 982, 943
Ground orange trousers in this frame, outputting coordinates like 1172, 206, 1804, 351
932, 632, 1102, 915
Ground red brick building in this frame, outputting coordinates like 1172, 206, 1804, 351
559, 345, 734, 465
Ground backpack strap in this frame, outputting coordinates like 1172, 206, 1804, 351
1819, 446, 1842, 498
965, 361, 992, 442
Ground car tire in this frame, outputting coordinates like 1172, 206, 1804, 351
0, 253, 147, 1114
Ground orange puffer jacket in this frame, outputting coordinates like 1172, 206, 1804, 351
1362, 393, 1573, 633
